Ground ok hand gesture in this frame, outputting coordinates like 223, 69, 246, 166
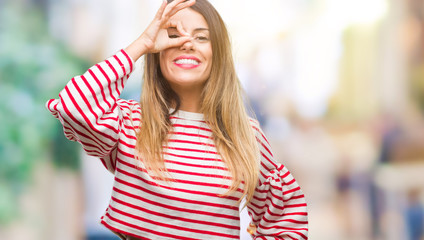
125, 0, 196, 61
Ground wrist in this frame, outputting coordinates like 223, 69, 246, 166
124, 37, 150, 61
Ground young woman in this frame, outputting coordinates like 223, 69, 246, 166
46, 0, 308, 239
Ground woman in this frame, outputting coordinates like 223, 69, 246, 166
46, 0, 308, 239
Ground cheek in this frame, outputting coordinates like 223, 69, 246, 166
203, 45, 213, 72
205, 45, 213, 62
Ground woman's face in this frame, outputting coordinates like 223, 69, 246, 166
159, 8, 212, 91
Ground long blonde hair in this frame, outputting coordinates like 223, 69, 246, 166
136, 0, 259, 204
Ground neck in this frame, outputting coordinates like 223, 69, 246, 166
171, 84, 203, 113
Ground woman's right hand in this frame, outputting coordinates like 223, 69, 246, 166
125, 0, 196, 61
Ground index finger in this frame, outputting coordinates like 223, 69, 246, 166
154, 0, 168, 21
162, 0, 196, 19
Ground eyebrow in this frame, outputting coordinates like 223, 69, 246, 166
193, 28, 209, 32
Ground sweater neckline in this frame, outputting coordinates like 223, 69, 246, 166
170, 108, 204, 121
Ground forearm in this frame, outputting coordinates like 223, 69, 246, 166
247, 122, 309, 239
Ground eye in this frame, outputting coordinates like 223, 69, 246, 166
169, 34, 181, 39
196, 36, 209, 40
194, 35, 209, 42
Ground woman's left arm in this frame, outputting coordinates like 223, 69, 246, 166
247, 122, 308, 240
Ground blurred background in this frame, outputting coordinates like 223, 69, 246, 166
1, 0, 424, 239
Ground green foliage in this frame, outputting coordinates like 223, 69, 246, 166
0, 2, 91, 224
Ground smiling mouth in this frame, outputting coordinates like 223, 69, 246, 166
173, 58, 201, 69
175, 59, 199, 65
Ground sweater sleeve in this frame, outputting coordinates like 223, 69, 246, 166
46, 50, 135, 171
247, 121, 309, 240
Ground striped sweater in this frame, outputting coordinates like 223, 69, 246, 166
46, 49, 308, 240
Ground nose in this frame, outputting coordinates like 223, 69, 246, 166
180, 38, 195, 51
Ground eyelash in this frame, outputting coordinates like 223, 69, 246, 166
169, 34, 180, 39
195, 36, 209, 41
168, 35, 209, 42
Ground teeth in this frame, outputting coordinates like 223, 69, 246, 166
175, 59, 199, 65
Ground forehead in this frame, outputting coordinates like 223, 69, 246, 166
169, 8, 209, 30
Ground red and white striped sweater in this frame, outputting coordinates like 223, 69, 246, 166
46, 49, 308, 240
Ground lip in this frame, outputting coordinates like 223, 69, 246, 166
173, 55, 201, 69
174, 55, 201, 62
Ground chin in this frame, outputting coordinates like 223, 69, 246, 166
168, 74, 207, 85
172, 79, 205, 87
167, 76, 206, 89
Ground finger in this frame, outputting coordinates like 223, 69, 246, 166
163, 0, 195, 19
162, 0, 185, 18
163, 20, 179, 30
154, 0, 168, 20
176, 20, 189, 36
167, 36, 191, 49
167, 0, 196, 17
165, 0, 187, 10
163, 20, 187, 35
